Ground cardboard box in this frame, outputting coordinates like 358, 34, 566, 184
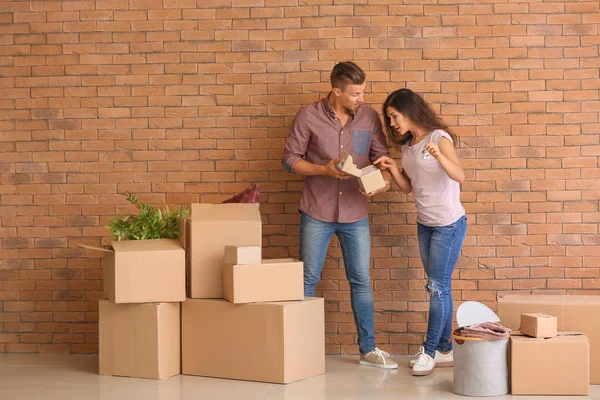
99, 300, 181, 380
182, 297, 325, 384
223, 258, 304, 304
223, 245, 262, 265
498, 295, 600, 384
187, 203, 262, 298
521, 313, 557, 338
511, 332, 589, 395
81, 239, 185, 303
337, 152, 386, 194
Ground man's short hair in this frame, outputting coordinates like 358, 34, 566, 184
330, 61, 365, 91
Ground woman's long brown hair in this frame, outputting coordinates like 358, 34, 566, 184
383, 88, 458, 147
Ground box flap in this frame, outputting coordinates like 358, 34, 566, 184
336, 152, 362, 178
111, 239, 183, 252
361, 165, 379, 175
190, 203, 260, 221
456, 301, 500, 328
500, 294, 568, 304
512, 331, 585, 339
78, 244, 113, 253
262, 258, 296, 264
524, 313, 555, 319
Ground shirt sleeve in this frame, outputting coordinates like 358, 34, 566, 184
369, 112, 390, 163
432, 129, 453, 145
282, 108, 310, 174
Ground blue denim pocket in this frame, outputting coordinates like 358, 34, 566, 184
352, 130, 372, 156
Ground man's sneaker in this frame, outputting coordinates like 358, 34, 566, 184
359, 348, 399, 369
412, 351, 435, 376
409, 347, 453, 368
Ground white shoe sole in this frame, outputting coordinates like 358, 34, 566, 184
359, 360, 399, 370
412, 365, 435, 376
409, 360, 453, 368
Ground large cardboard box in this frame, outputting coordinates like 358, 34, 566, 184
182, 297, 325, 384
223, 258, 304, 304
511, 332, 589, 395
498, 295, 600, 384
187, 203, 262, 298
99, 300, 181, 380
81, 239, 185, 303
337, 152, 386, 194
521, 313, 557, 338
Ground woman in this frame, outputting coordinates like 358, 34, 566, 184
375, 88, 467, 377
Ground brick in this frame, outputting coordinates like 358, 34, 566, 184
1, 1, 599, 356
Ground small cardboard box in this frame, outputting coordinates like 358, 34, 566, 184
521, 313, 557, 338
81, 239, 185, 304
223, 258, 304, 304
498, 295, 600, 384
186, 203, 262, 299
337, 152, 386, 194
182, 297, 325, 384
511, 332, 589, 396
223, 245, 262, 265
99, 300, 181, 380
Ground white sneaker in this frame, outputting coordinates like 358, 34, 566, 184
359, 348, 399, 369
412, 351, 435, 376
409, 347, 453, 368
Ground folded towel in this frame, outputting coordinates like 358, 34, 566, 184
458, 322, 511, 340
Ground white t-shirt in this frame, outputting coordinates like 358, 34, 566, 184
401, 129, 465, 227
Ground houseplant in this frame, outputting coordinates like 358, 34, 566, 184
106, 193, 190, 242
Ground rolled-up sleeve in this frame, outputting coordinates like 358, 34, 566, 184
282, 108, 310, 174
369, 114, 390, 163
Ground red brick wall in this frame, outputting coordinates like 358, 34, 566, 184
1, 0, 599, 355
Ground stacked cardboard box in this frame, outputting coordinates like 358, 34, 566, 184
181, 203, 325, 384
87, 202, 325, 383
499, 297, 592, 395
82, 238, 186, 380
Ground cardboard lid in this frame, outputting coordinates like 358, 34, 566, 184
500, 294, 600, 305
112, 239, 183, 252
262, 258, 297, 264
523, 313, 556, 319
191, 203, 260, 221
500, 294, 568, 304
337, 152, 362, 178
511, 331, 587, 343
78, 244, 113, 253
456, 301, 500, 328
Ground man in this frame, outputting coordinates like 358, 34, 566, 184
282, 61, 398, 369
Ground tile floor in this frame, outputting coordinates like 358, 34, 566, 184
0, 354, 598, 400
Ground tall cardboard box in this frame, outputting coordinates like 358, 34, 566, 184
511, 332, 589, 395
182, 297, 325, 384
223, 258, 304, 304
187, 203, 262, 298
498, 295, 600, 384
81, 239, 185, 303
99, 300, 181, 380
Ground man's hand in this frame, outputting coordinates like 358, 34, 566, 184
360, 180, 391, 197
323, 158, 352, 179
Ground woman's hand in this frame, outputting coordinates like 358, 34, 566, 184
374, 156, 398, 171
424, 143, 441, 160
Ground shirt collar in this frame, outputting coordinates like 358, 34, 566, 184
322, 92, 360, 120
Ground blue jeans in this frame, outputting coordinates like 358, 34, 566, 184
300, 212, 375, 355
418, 215, 467, 357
